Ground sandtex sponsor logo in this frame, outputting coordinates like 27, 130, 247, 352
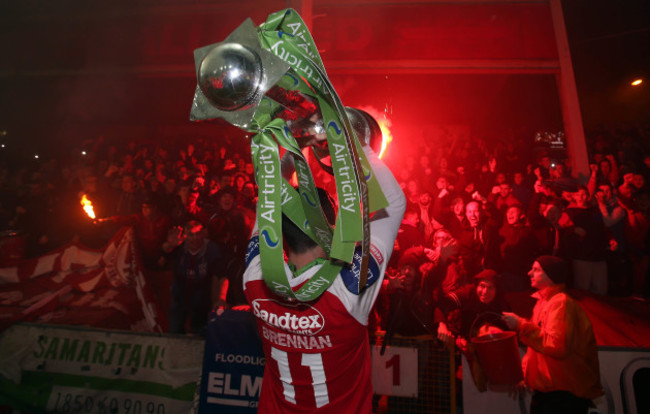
252, 299, 325, 336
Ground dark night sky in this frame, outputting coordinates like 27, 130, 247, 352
562, 0, 650, 127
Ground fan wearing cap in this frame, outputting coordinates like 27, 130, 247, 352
502, 255, 603, 414
436, 269, 510, 351
435, 269, 510, 391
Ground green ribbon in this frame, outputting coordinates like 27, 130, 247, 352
247, 8, 388, 300
266, 119, 333, 253
252, 127, 342, 302
251, 131, 291, 298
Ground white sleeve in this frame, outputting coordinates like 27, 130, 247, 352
365, 145, 406, 265
336, 146, 406, 324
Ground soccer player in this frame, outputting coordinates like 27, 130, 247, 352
243, 144, 405, 413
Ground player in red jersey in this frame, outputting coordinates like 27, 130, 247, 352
243, 144, 405, 413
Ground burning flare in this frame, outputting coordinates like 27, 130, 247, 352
377, 118, 393, 159
355, 106, 393, 160
80, 194, 96, 219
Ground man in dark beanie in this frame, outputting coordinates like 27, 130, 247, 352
535, 255, 568, 284
502, 255, 603, 414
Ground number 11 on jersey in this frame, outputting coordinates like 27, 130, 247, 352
271, 347, 330, 408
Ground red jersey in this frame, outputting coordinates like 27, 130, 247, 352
245, 245, 382, 413
243, 147, 405, 413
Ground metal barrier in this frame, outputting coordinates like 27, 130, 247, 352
372, 333, 457, 414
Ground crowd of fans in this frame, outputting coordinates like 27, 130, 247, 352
384, 125, 650, 303
0, 135, 257, 333
1, 123, 649, 335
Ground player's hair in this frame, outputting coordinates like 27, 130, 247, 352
282, 187, 335, 254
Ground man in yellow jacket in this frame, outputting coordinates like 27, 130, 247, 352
502, 255, 603, 414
